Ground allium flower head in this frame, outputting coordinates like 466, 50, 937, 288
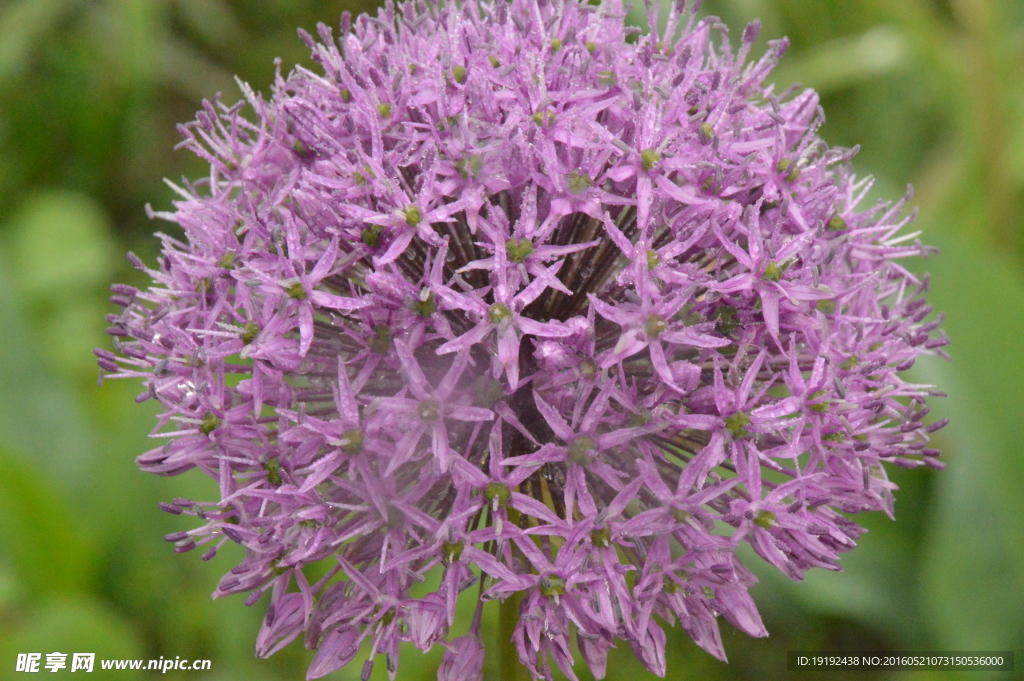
98, 0, 949, 678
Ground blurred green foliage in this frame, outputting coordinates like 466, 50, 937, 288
1, 0, 1022, 679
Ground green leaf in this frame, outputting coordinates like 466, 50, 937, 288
0, 559, 26, 610
0, 0, 77, 87
911, 234, 1024, 650
157, 34, 238, 102
114, 0, 161, 87
0, 596, 145, 678
740, 505, 931, 647
0, 447, 98, 597
5, 191, 117, 379
0, 255, 94, 486
175, 0, 246, 49
770, 26, 909, 95
7, 190, 115, 297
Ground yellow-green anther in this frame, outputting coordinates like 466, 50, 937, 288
488, 302, 512, 323
785, 164, 800, 183
442, 539, 464, 563
674, 302, 702, 326
628, 409, 652, 427
754, 510, 776, 529
353, 171, 366, 185
641, 148, 660, 171
551, 38, 562, 52
590, 526, 612, 548
540, 575, 566, 597
378, 102, 392, 118
725, 411, 751, 437
200, 413, 220, 436
580, 358, 598, 378
409, 63, 417, 75
568, 436, 596, 464
662, 575, 681, 593
763, 261, 783, 282
241, 322, 259, 345
286, 282, 306, 299
828, 215, 847, 231
703, 586, 716, 599
403, 205, 422, 226
839, 355, 859, 371
412, 289, 436, 317
808, 389, 829, 412
293, 140, 309, 157
776, 158, 791, 174
699, 122, 715, 142
716, 305, 741, 331
645, 313, 668, 338
598, 70, 615, 87
646, 249, 661, 270
567, 169, 592, 194
532, 110, 555, 127
340, 428, 363, 455
263, 458, 283, 486
506, 237, 534, 263
488, 55, 500, 68
361, 224, 382, 247
417, 399, 441, 422
218, 250, 237, 269
456, 154, 483, 179
369, 324, 392, 354
823, 432, 844, 443
816, 299, 836, 314
340, 89, 351, 102
671, 508, 690, 523
484, 481, 511, 508
452, 65, 467, 84
586, 40, 597, 53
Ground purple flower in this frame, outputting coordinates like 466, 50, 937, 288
99, 0, 949, 678
439, 632, 485, 681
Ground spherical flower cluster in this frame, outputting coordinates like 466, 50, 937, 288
97, 0, 949, 678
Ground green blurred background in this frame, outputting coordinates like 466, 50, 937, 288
0, 0, 1021, 679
